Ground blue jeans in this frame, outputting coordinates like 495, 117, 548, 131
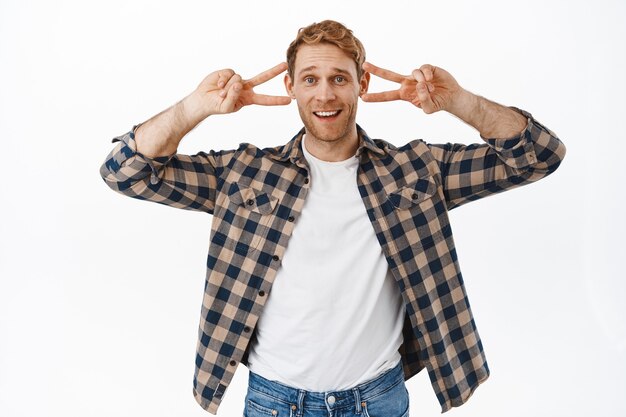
243, 360, 410, 417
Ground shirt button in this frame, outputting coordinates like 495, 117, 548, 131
411, 193, 419, 200
272, 255, 279, 261
259, 290, 266, 297
229, 360, 236, 366
327, 395, 336, 404
246, 199, 254, 206
304, 178, 310, 184
243, 326, 251, 333
291, 405, 297, 411
288, 216, 295, 222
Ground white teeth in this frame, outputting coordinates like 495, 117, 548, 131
314, 111, 339, 117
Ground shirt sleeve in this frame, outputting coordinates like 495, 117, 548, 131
99, 125, 236, 214
426, 108, 566, 210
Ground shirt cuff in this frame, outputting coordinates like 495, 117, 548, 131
481, 107, 539, 170
110, 124, 175, 185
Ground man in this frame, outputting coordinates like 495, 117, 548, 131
100, 20, 565, 416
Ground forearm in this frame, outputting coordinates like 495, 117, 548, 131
135, 92, 206, 158
428, 107, 566, 210
448, 89, 528, 139
100, 125, 230, 214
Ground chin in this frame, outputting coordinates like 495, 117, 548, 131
305, 121, 353, 143
307, 129, 345, 143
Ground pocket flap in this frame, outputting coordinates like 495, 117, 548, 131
227, 183, 278, 215
388, 176, 438, 209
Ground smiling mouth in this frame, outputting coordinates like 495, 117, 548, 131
313, 110, 341, 118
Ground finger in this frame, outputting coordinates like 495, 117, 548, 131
219, 74, 242, 98
417, 65, 436, 92
411, 68, 427, 84
246, 62, 288, 87
415, 82, 435, 113
216, 69, 235, 89
363, 62, 405, 83
411, 69, 434, 93
419, 64, 435, 82
361, 90, 402, 103
250, 93, 292, 106
221, 81, 242, 110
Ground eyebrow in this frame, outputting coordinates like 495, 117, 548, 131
297, 66, 352, 77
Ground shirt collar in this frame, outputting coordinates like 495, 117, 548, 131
268, 124, 386, 163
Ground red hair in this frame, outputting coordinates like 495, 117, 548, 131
286, 20, 366, 78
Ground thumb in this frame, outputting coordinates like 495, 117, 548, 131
416, 82, 436, 114
220, 82, 242, 113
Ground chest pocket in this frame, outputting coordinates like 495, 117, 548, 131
388, 176, 438, 209
216, 182, 279, 255
387, 176, 449, 249
227, 182, 278, 215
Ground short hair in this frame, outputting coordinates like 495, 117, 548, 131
286, 20, 366, 79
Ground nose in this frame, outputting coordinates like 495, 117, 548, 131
315, 80, 336, 102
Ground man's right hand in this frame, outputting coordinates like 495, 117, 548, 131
134, 63, 291, 158
186, 63, 292, 119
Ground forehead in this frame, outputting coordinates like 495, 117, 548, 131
294, 43, 357, 75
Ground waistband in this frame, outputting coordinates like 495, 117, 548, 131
247, 360, 404, 413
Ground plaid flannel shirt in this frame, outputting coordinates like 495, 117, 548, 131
100, 108, 565, 414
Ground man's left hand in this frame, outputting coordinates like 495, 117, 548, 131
361, 62, 464, 114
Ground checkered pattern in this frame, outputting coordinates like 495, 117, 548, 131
100, 108, 566, 414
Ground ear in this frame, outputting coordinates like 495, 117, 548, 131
284, 74, 296, 99
359, 71, 370, 97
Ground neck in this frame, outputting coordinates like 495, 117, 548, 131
303, 127, 359, 162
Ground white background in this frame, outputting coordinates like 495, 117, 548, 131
1, 0, 625, 416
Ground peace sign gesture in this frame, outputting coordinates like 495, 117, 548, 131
191, 62, 292, 118
361, 62, 464, 114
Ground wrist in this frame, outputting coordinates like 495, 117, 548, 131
182, 91, 210, 125
451, 93, 527, 139
446, 88, 477, 122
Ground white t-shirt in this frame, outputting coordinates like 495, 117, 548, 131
246, 135, 406, 391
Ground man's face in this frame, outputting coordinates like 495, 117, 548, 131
285, 43, 369, 146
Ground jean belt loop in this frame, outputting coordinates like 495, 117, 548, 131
296, 389, 306, 417
353, 387, 363, 414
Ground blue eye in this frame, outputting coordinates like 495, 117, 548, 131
304, 77, 315, 84
335, 76, 345, 83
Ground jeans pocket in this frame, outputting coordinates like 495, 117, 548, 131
246, 398, 278, 416
244, 389, 292, 417
362, 382, 410, 417
363, 401, 410, 417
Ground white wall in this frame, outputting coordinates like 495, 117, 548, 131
1, 0, 624, 416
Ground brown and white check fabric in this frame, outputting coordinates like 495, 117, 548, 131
100, 108, 566, 414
